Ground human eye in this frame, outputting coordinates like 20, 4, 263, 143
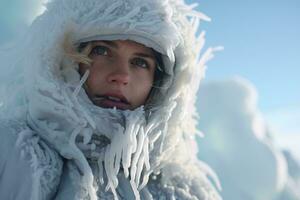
131, 57, 150, 69
90, 45, 109, 56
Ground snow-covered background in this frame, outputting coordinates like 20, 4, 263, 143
191, 1, 300, 199
196, 77, 300, 199
0, 0, 299, 199
190, 0, 300, 159
0, 0, 46, 45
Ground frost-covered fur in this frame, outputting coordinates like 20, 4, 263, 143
0, 0, 221, 199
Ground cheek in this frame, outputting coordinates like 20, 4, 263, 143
87, 72, 104, 90
82, 64, 106, 94
133, 71, 154, 102
143, 79, 153, 95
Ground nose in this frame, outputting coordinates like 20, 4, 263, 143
106, 67, 130, 85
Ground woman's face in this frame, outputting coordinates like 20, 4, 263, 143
79, 40, 156, 110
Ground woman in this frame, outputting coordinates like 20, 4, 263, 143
0, 0, 221, 199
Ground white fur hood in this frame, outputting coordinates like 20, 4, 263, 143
0, 0, 221, 199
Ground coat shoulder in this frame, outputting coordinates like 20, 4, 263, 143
0, 118, 64, 200
0, 119, 34, 199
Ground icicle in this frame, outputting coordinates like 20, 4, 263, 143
130, 127, 145, 182
123, 123, 140, 177
68, 69, 98, 130
195, 31, 206, 59
112, 133, 123, 176
144, 122, 155, 135
72, 69, 89, 97
122, 123, 135, 178
104, 149, 119, 200
198, 46, 224, 68
104, 144, 119, 190
149, 131, 161, 150
98, 159, 105, 185
138, 169, 152, 190
143, 137, 150, 170
63, 126, 98, 200
187, 3, 199, 10
175, 1, 211, 22
131, 124, 139, 152
121, 122, 135, 177
158, 127, 168, 155
197, 161, 222, 191
135, 151, 145, 187
191, 17, 200, 35
130, 180, 141, 200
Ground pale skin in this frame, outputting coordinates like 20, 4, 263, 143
79, 40, 157, 110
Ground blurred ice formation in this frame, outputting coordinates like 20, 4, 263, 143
196, 77, 300, 200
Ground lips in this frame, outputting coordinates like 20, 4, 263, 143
92, 93, 131, 110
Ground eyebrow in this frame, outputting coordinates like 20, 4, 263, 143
134, 53, 156, 60
98, 40, 119, 48
95, 40, 156, 60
